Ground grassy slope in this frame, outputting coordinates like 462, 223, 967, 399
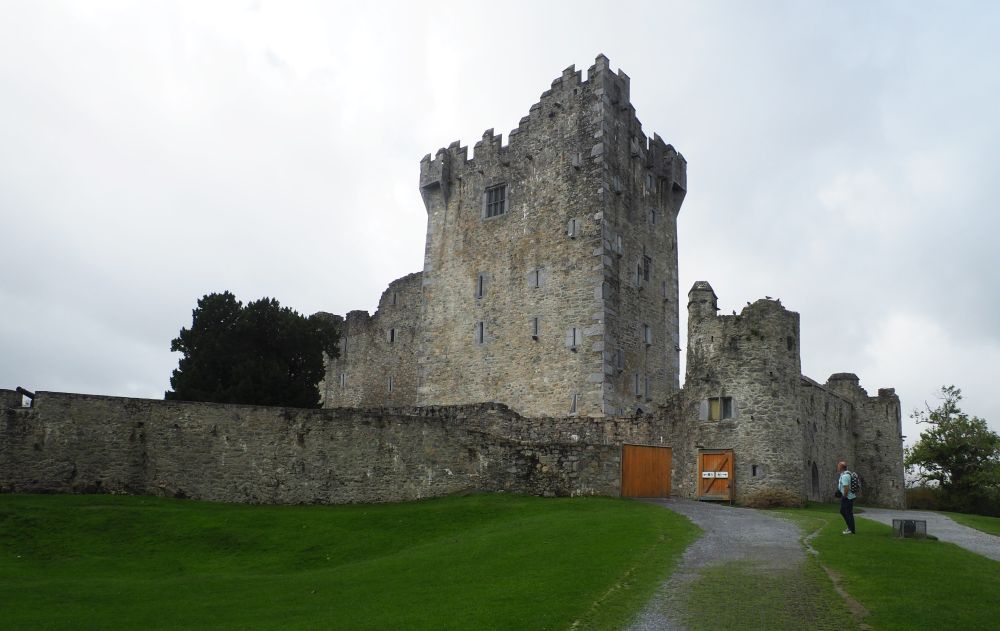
942, 511, 1000, 536
0, 493, 698, 631
775, 503, 1000, 631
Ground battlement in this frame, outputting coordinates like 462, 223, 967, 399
418, 54, 685, 213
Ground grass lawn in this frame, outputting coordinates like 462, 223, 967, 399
0, 493, 698, 631
774, 502, 1000, 631
941, 511, 1000, 537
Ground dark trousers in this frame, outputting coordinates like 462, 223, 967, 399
840, 496, 856, 533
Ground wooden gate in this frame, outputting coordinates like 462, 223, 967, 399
698, 449, 734, 501
621, 445, 672, 497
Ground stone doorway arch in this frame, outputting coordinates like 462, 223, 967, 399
811, 461, 820, 497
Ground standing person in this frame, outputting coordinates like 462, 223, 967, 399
836, 461, 856, 535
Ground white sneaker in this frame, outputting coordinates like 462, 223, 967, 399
842, 529, 854, 535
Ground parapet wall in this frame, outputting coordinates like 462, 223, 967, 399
0, 391, 666, 504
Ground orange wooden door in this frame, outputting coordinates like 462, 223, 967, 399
621, 445, 672, 497
698, 450, 734, 500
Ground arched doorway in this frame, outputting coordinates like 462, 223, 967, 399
811, 461, 820, 498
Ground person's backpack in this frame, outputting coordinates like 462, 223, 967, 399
848, 471, 861, 496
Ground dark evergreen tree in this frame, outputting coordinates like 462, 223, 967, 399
166, 292, 339, 408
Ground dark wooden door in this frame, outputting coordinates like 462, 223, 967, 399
698, 450, 734, 500
621, 445, 672, 497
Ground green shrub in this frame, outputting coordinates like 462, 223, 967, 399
905, 485, 943, 510
907, 484, 1000, 516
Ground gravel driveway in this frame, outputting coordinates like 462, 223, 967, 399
857, 507, 1000, 561
628, 498, 807, 631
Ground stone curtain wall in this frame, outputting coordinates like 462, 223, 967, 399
1, 391, 666, 504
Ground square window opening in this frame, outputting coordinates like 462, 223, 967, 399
708, 396, 734, 420
485, 184, 507, 218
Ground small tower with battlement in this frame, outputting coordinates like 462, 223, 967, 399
681, 281, 805, 500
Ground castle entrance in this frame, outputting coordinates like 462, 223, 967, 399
620, 444, 672, 497
697, 449, 734, 501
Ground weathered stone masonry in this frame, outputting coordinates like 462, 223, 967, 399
0, 391, 672, 503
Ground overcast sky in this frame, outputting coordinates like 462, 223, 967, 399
2, 1, 998, 444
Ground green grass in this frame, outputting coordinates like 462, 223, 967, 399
679, 558, 857, 631
0, 493, 698, 631
774, 502, 1000, 631
941, 511, 1000, 536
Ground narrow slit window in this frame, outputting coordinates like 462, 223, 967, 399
643, 324, 653, 346
531, 317, 540, 339
568, 327, 581, 349
643, 256, 652, 281
530, 269, 540, 288
339, 373, 346, 388
476, 321, 485, 344
634, 373, 641, 396
387, 375, 394, 392
570, 393, 578, 415
476, 273, 486, 299
388, 328, 396, 344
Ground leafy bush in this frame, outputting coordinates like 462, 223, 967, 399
907, 484, 1000, 516
905, 485, 943, 510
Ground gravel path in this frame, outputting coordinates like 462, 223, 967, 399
628, 498, 806, 631
857, 507, 1000, 561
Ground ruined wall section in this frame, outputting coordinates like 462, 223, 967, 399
595, 60, 687, 416
1, 391, 676, 504
859, 388, 905, 507
684, 282, 805, 502
417, 59, 611, 417
320, 272, 421, 408
823, 374, 905, 507
798, 377, 857, 501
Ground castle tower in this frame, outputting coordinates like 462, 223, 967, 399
682, 283, 806, 501
416, 55, 686, 417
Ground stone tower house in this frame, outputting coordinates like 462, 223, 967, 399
325, 55, 686, 418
